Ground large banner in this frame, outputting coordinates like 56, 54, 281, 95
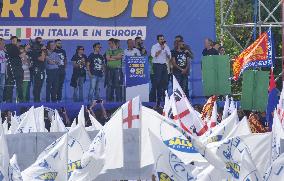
0, 0, 216, 102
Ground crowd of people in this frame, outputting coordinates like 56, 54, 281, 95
0, 35, 225, 104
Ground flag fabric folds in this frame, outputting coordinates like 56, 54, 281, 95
0, 121, 9, 181
266, 69, 279, 130
8, 154, 23, 181
233, 28, 274, 80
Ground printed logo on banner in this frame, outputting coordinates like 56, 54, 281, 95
67, 138, 85, 178
226, 162, 240, 179
67, 160, 82, 178
164, 138, 198, 153
206, 135, 223, 144
157, 172, 174, 181
169, 153, 195, 181
0, 0, 169, 19
35, 172, 58, 181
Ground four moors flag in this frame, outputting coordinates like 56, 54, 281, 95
172, 75, 208, 136
233, 28, 274, 80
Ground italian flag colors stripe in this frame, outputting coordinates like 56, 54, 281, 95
16, 28, 32, 39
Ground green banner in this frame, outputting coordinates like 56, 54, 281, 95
202, 55, 231, 96
241, 70, 269, 112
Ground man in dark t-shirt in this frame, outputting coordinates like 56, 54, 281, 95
202, 38, 219, 56
86, 43, 105, 102
171, 40, 190, 97
54, 39, 67, 102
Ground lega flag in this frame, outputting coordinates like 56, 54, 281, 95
8, 154, 23, 181
263, 153, 284, 181
238, 149, 260, 181
141, 106, 207, 167
15, 107, 38, 133
34, 106, 47, 132
2, 120, 8, 135
22, 134, 68, 181
149, 131, 196, 181
172, 75, 208, 136
77, 106, 85, 127
67, 125, 91, 179
229, 97, 236, 115
212, 133, 273, 177
0, 121, 9, 181
201, 110, 238, 145
122, 96, 141, 129
69, 107, 124, 181
222, 95, 230, 120
70, 119, 77, 129
271, 111, 284, 162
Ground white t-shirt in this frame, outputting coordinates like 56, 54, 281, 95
0, 50, 7, 74
151, 43, 171, 64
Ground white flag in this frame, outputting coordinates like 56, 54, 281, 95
122, 96, 141, 129
67, 125, 91, 179
2, 120, 8, 135
213, 133, 272, 177
141, 106, 207, 167
263, 153, 284, 181
225, 116, 252, 139
50, 110, 67, 133
201, 110, 238, 144
77, 106, 85, 127
22, 134, 68, 181
0, 121, 9, 181
8, 115, 20, 134
238, 149, 260, 181
163, 91, 172, 118
34, 106, 47, 132
149, 131, 196, 181
172, 75, 207, 136
228, 97, 236, 115
15, 107, 38, 133
70, 119, 77, 129
69, 107, 124, 181
271, 111, 284, 162
222, 95, 230, 120
85, 112, 103, 131
8, 154, 23, 181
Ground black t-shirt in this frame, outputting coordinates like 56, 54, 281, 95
202, 48, 219, 56
71, 53, 87, 77
5, 44, 22, 69
30, 50, 45, 71
54, 48, 67, 66
172, 50, 189, 74
87, 53, 105, 77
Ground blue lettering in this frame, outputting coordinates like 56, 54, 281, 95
83, 29, 88, 36
137, 30, 143, 36
276, 166, 284, 175
72, 29, 78, 36
4, 29, 10, 36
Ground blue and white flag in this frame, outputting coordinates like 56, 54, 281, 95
264, 153, 284, 181
34, 106, 47, 133
8, 154, 23, 181
22, 134, 68, 181
149, 131, 196, 181
271, 111, 284, 162
15, 107, 38, 133
69, 106, 124, 181
222, 95, 230, 120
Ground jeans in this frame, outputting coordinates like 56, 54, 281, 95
46, 69, 59, 102
73, 76, 85, 102
106, 68, 123, 102
57, 66, 66, 101
33, 70, 45, 102
88, 75, 102, 102
149, 74, 156, 102
4, 68, 23, 103
0, 73, 5, 102
153, 63, 168, 105
174, 73, 189, 98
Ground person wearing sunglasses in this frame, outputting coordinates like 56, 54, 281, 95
70, 46, 87, 102
86, 42, 105, 102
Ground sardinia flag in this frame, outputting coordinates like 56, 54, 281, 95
15, 28, 32, 39
266, 68, 279, 130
